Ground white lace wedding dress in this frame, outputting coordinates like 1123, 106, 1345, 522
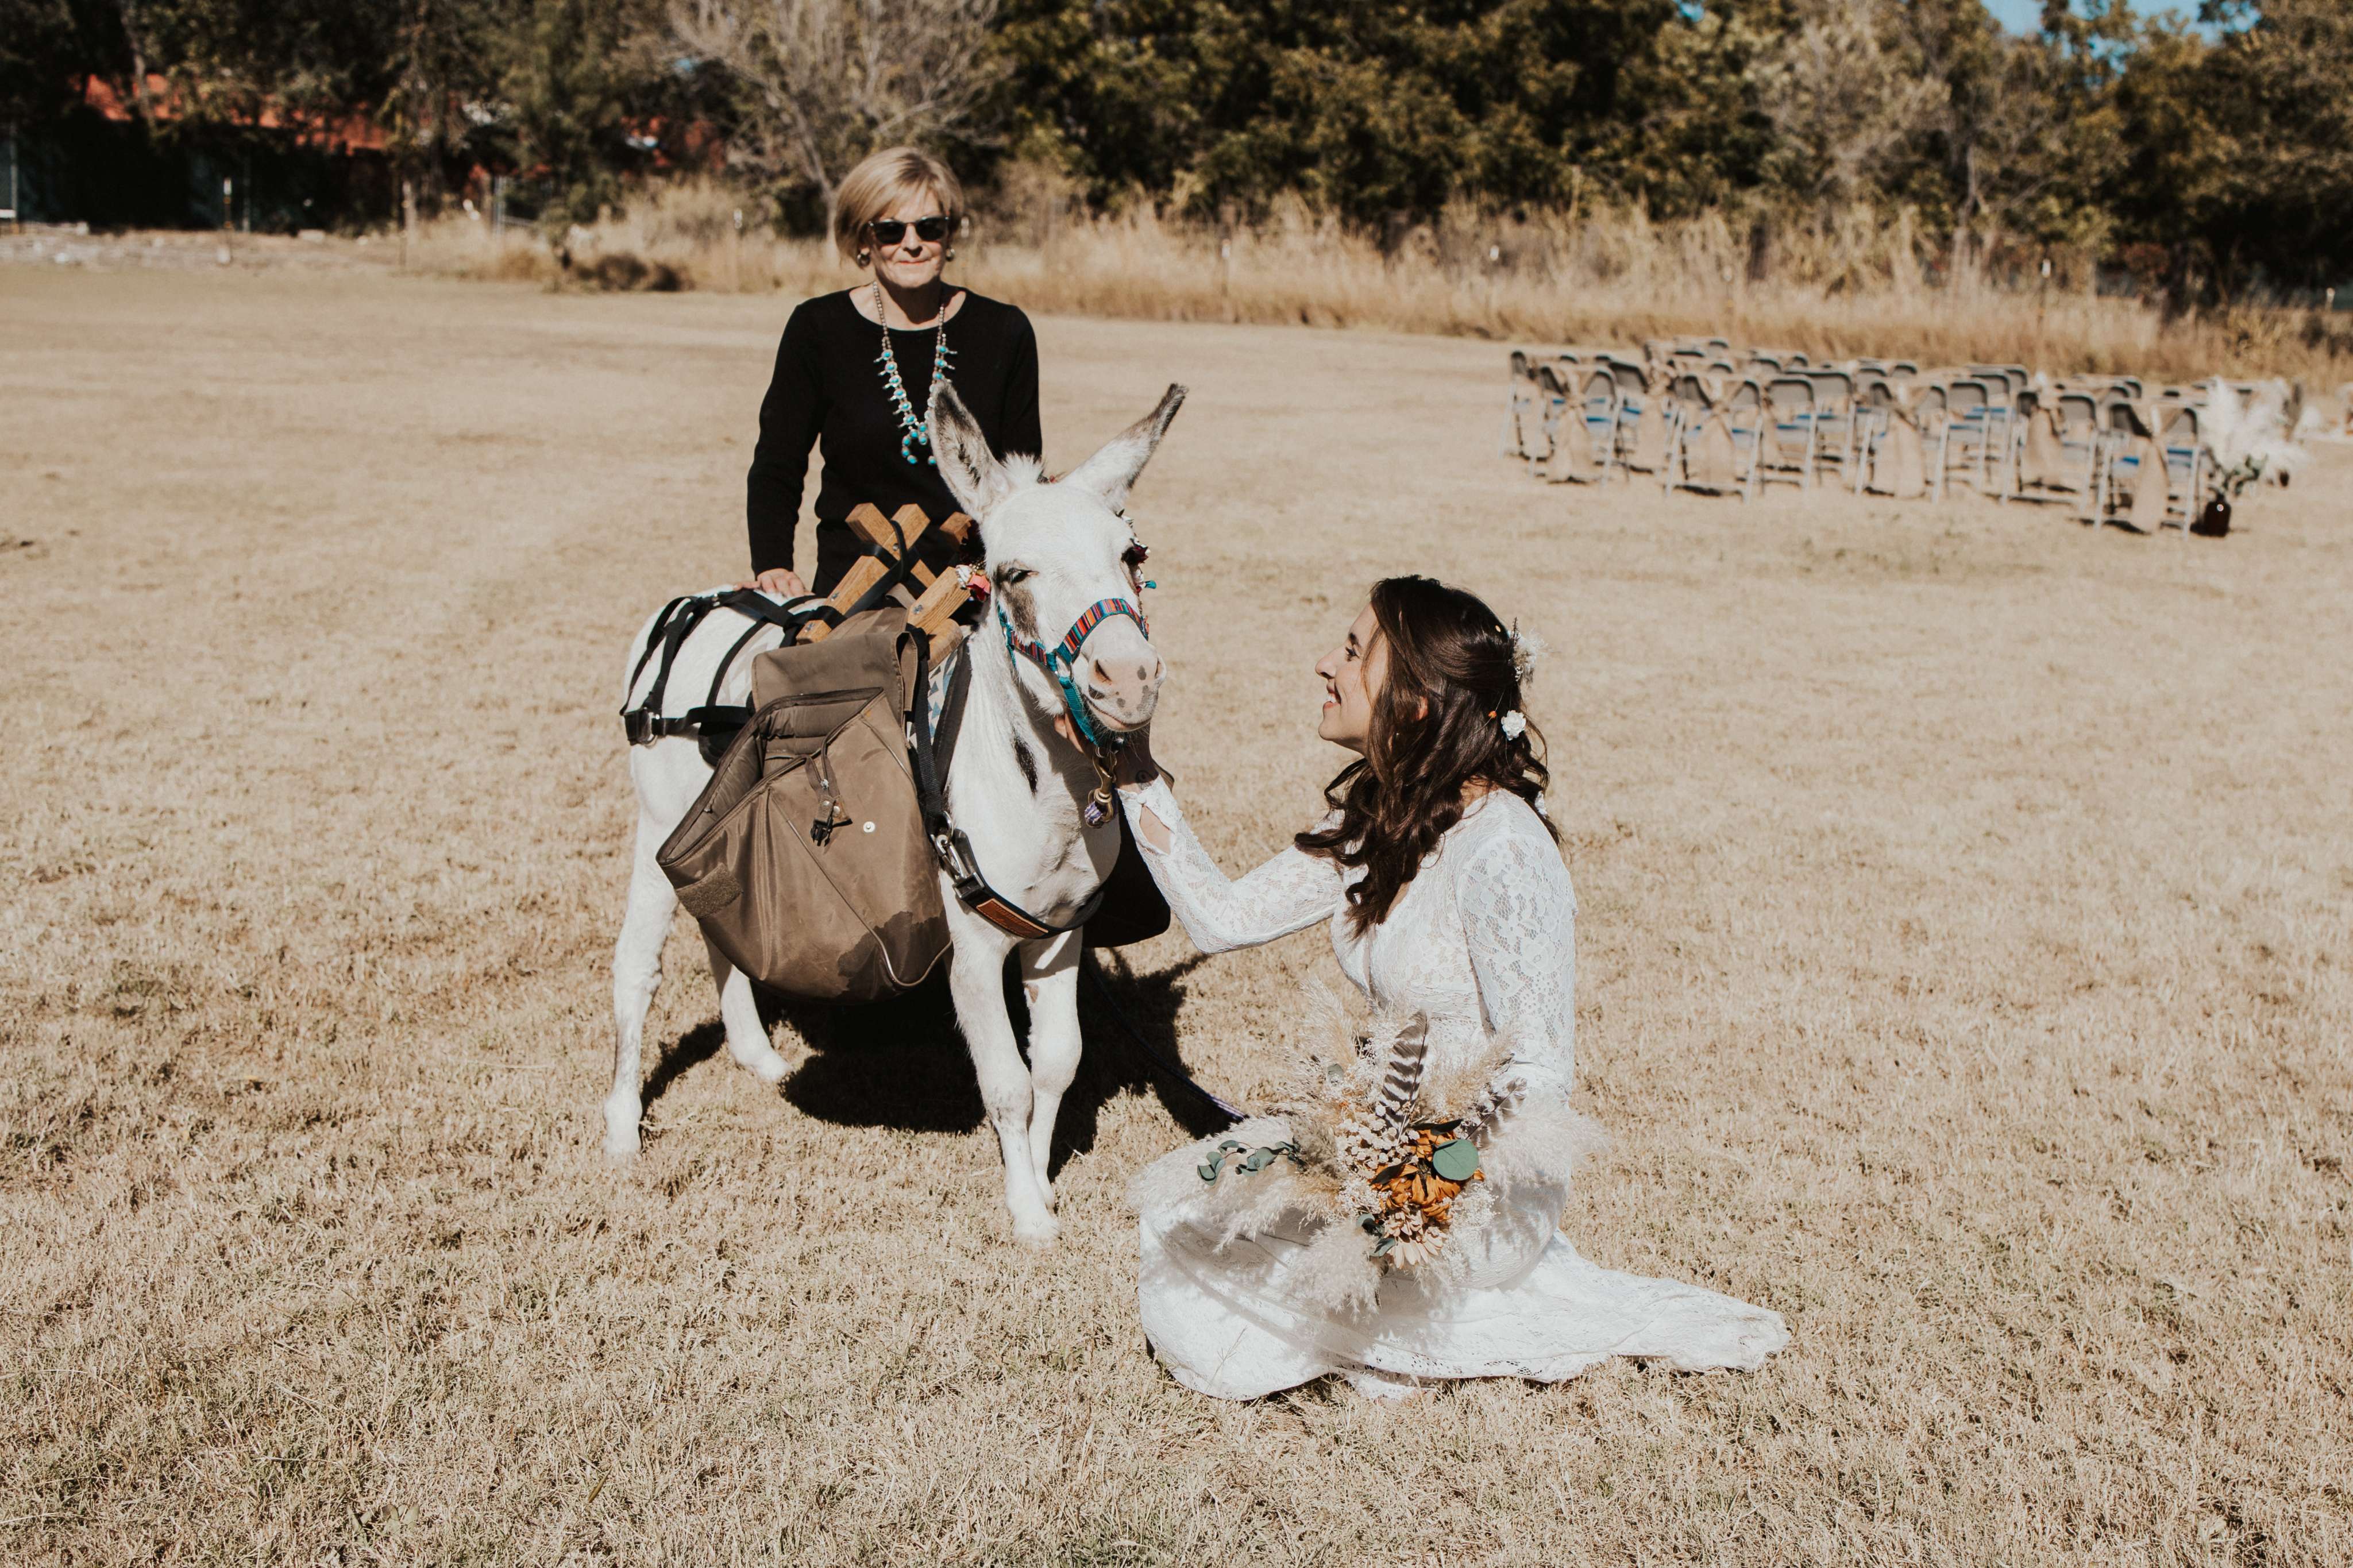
1121, 779, 1789, 1399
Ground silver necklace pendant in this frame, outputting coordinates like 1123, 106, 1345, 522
875, 283, 950, 466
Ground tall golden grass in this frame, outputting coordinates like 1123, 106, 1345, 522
410, 178, 2353, 385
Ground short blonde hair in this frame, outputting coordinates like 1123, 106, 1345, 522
833, 147, 965, 262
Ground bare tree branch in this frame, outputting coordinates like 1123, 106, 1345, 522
672, 0, 1002, 216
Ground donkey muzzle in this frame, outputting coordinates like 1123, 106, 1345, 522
1078, 626, 1164, 732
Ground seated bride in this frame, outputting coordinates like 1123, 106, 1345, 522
1111, 575, 1788, 1400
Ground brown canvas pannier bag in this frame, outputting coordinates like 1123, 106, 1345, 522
657, 608, 949, 1003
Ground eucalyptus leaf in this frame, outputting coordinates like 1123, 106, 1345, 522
1241, 1149, 1273, 1172
1197, 1163, 1220, 1182
1432, 1137, 1480, 1182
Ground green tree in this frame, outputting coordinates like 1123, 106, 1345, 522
0, 1, 123, 126
996, 0, 1767, 225
2197, 0, 2353, 290
505, 0, 663, 227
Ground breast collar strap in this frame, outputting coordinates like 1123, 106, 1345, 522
998, 596, 1149, 750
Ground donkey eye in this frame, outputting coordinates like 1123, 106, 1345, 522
997, 565, 1034, 586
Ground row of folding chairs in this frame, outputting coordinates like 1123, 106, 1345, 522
1507, 350, 2213, 534
2009, 384, 2208, 536
1506, 352, 1660, 486
1503, 350, 1939, 480
1652, 371, 1895, 501
1510, 357, 1891, 494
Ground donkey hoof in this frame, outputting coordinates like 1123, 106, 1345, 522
1012, 1212, 1061, 1248
601, 1100, 643, 1160
735, 1045, 790, 1085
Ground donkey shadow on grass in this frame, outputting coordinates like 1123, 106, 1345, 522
638, 949, 1226, 1173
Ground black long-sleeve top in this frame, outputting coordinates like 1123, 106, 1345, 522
746, 288, 1042, 594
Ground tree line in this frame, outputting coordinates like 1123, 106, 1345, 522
5, 0, 2349, 297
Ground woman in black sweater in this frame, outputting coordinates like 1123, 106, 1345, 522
744, 148, 1042, 598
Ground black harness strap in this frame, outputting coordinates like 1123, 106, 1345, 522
623, 594, 726, 745
624, 522, 929, 750
843, 515, 930, 623
626, 594, 696, 696
705, 619, 772, 709
622, 589, 831, 751
932, 638, 974, 781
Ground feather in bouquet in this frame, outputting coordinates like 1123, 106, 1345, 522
1130, 988, 1590, 1315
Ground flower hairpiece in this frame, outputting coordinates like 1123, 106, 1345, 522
1510, 625, 1545, 686
1498, 710, 1527, 740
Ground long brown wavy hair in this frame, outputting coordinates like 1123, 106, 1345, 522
1295, 576, 1560, 934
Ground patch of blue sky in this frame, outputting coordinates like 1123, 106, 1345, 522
1982, 0, 2215, 34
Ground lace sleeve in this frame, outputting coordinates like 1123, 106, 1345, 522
1457, 824, 1577, 1097
1119, 779, 1347, 955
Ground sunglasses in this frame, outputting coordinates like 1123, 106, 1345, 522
867, 216, 951, 247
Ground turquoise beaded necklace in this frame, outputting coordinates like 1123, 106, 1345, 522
873, 281, 955, 466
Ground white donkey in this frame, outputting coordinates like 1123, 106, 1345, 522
606, 380, 1185, 1244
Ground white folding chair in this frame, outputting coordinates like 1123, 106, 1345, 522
1759, 377, 1818, 491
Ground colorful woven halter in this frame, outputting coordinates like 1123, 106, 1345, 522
999, 596, 1150, 750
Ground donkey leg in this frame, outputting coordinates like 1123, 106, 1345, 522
948, 938, 1058, 1245
605, 818, 676, 1159
703, 936, 789, 1085
1017, 933, 1085, 1212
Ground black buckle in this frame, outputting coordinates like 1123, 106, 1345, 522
623, 708, 657, 746
934, 829, 994, 903
933, 829, 977, 881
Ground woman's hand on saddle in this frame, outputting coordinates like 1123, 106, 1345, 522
740, 567, 809, 600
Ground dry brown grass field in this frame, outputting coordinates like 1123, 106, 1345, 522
2, 266, 2349, 1565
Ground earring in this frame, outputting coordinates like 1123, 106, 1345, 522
856, 248, 870, 267
945, 244, 956, 261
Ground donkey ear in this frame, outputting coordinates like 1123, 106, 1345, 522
929, 378, 1017, 519
1060, 384, 1187, 513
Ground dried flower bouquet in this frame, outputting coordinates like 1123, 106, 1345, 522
1131, 992, 1592, 1315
